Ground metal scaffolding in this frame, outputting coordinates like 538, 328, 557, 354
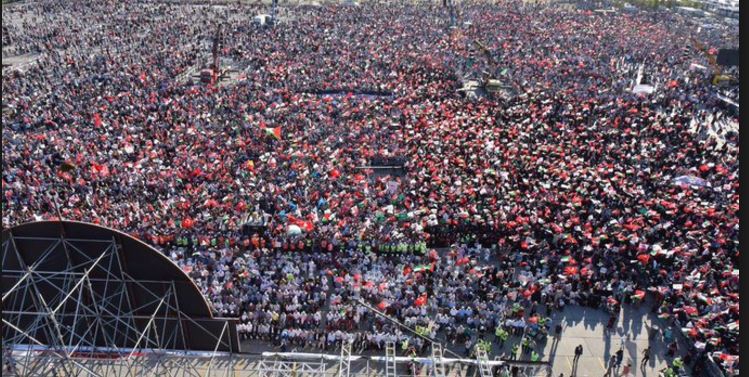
258, 357, 328, 377
385, 341, 397, 377
339, 339, 353, 377
431, 343, 445, 377
1, 221, 239, 377
475, 347, 493, 377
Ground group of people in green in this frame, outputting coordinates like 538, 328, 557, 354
473, 325, 542, 363
659, 357, 685, 377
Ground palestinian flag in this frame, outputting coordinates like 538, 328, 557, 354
322, 211, 335, 223
263, 126, 281, 140
631, 290, 646, 301
413, 264, 431, 273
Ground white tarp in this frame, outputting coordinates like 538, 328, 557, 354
632, 84, 655, 95
672, 175, 710, 188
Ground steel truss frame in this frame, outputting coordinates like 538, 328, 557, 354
1, 231, 234, 377
338, 339, 353, 377
497, 361, 553, 377
385, 341, 397, 377
475, 346, 492, 377
258, 357, 328, 377
431, 343, 445, 377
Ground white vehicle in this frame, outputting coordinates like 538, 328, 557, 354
253, 14, 273, 27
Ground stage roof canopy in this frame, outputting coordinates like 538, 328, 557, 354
2, 220, 240, 353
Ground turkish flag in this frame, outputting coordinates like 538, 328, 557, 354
414, 294, 428, 307
377, 300, 390, 311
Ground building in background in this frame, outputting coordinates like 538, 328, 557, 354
701, 0, 739, 18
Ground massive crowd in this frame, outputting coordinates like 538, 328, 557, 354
1, 0, 738, 375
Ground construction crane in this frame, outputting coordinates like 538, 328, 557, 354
691, 37, 736, 86
211, 26, 222, 84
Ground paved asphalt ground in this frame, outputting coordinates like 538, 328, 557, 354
540, 303, 674, 377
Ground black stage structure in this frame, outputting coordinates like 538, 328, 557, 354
1, 220, 240, 376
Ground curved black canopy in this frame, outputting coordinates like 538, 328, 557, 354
2, 221, 239, 352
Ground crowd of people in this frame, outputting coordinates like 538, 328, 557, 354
2, 0, 738, 375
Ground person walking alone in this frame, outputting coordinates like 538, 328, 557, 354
574, 344, 583, 362
615, 347, 624, 370
640, 347, 650, 370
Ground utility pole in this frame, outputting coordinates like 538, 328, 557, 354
211, 25, 223, 85
443, 0, 455, 28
